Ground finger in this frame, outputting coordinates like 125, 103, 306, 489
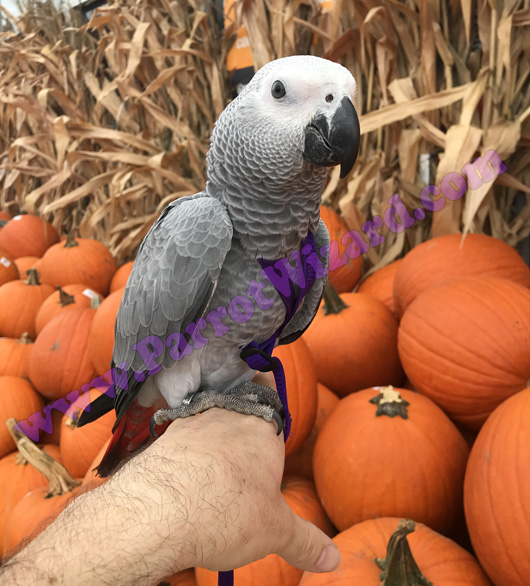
277, 514, 341, 573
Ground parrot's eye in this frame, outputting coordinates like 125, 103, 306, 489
271, 80, 286, 99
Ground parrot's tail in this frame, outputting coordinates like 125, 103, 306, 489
95, 401, 162, 477
77, 392, 114, 427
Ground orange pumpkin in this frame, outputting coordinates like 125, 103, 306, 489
29, 305, 98, 401
196, 476, 333, 586
393, 233, 530, 318
0, 214, 59, 258
299, 518, 492, 585
38, 233, 117, 295
0, 269, 54, 339
0, 444, 62, 559
303, 286, 403, 397
2, 430, 81, 557
313, 386, 469, 534
82, 438, 111, 488
272, 338, 318, 457
320, 206, 362, 293
0, 211, 11, 222
110, 261, 134, 292
35, 284, 101, 335
0, 250, 19, 286
464, 387, 530, 586
0, 376, 44, 458
60, 388, 115, 479
89, 286, 125, 374
357, 259, 403, 316
14, 256, 40, 276
284, 383, 339, 480
38, 407, 63, 446
398, 276, 530, 430
0, 333, 33, 378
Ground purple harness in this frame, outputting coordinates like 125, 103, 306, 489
218, 231, 317, 586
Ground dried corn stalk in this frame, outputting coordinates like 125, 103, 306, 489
0, 0, 529, 270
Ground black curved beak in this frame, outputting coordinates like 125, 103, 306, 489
303, 97, 360, 178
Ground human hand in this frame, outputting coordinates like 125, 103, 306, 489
120, 407, 340, 575
1, 407, 340, 586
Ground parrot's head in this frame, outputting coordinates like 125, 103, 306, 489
207, 55, 360, 194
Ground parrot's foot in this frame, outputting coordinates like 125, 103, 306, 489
149, 381, 284, 438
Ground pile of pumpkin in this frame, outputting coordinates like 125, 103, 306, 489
1, 209, 529, 586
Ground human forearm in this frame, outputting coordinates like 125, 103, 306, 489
1, 451, 197, 585
1, 409, 340, 585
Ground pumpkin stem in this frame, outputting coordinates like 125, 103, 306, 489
6, 418, 80, 497
376, 519, 433, 586
322, 282, 348, 315
369, 386, 410, 419
19, 332, 32, 344
25, 268, 41, 286
58, 287, 76, 307
65, 232, 79, 248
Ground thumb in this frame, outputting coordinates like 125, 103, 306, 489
278, 514, 341, 573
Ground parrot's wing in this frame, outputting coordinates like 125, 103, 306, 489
278, 219, 330, 345
112, 193, 233, 422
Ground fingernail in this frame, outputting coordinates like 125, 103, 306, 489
315, 543, 341, 572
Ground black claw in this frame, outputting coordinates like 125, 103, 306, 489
272, 410, 283, 435
149, 415, 159, 438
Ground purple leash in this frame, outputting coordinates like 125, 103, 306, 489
218, 232, 318, 586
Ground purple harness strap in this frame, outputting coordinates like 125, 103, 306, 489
218, 231, 317, 586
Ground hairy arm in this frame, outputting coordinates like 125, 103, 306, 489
0, 408, 339, 585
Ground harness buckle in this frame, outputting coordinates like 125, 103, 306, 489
240, 346, 280, 373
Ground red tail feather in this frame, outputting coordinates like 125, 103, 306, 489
95, 401, 168, 477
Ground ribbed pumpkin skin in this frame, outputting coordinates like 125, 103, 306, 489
0, 251, 19, 286
320, 206, 362, 293
299, 518, 493, 585
0, 334, 33, 378
0, 376, 44, 458
284, 383, 339, 480
35, 284, 100, 335
0, 274, 54, 339
39, 237, 117, 295
313, 388, 469, 534
60, 388, 114, 478
393, 233, 530, 318
464, 388, 530, 586
0, 444, 62, 559
272, 338, 318, 457
110, 261, 134, 292
14, 256, 40, 276
398, 277, 530, 430
89, 287, 125, 374
196, 476, 332, 586
29, 308, 97, 401
303, 293, 403, 397
0, 214, 59, 258
357, 259, 403, 315
3, 483, 80, 556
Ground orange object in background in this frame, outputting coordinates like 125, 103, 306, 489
223, 0, 254, 95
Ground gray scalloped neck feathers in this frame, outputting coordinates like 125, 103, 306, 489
204, 58, 335, 260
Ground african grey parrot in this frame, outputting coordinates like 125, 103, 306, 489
78, 55, 360, 476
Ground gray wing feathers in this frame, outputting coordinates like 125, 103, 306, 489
278, 219, 330, 344
113, 195, 233, 372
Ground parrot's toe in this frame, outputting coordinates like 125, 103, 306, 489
149, 381, 285, 438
